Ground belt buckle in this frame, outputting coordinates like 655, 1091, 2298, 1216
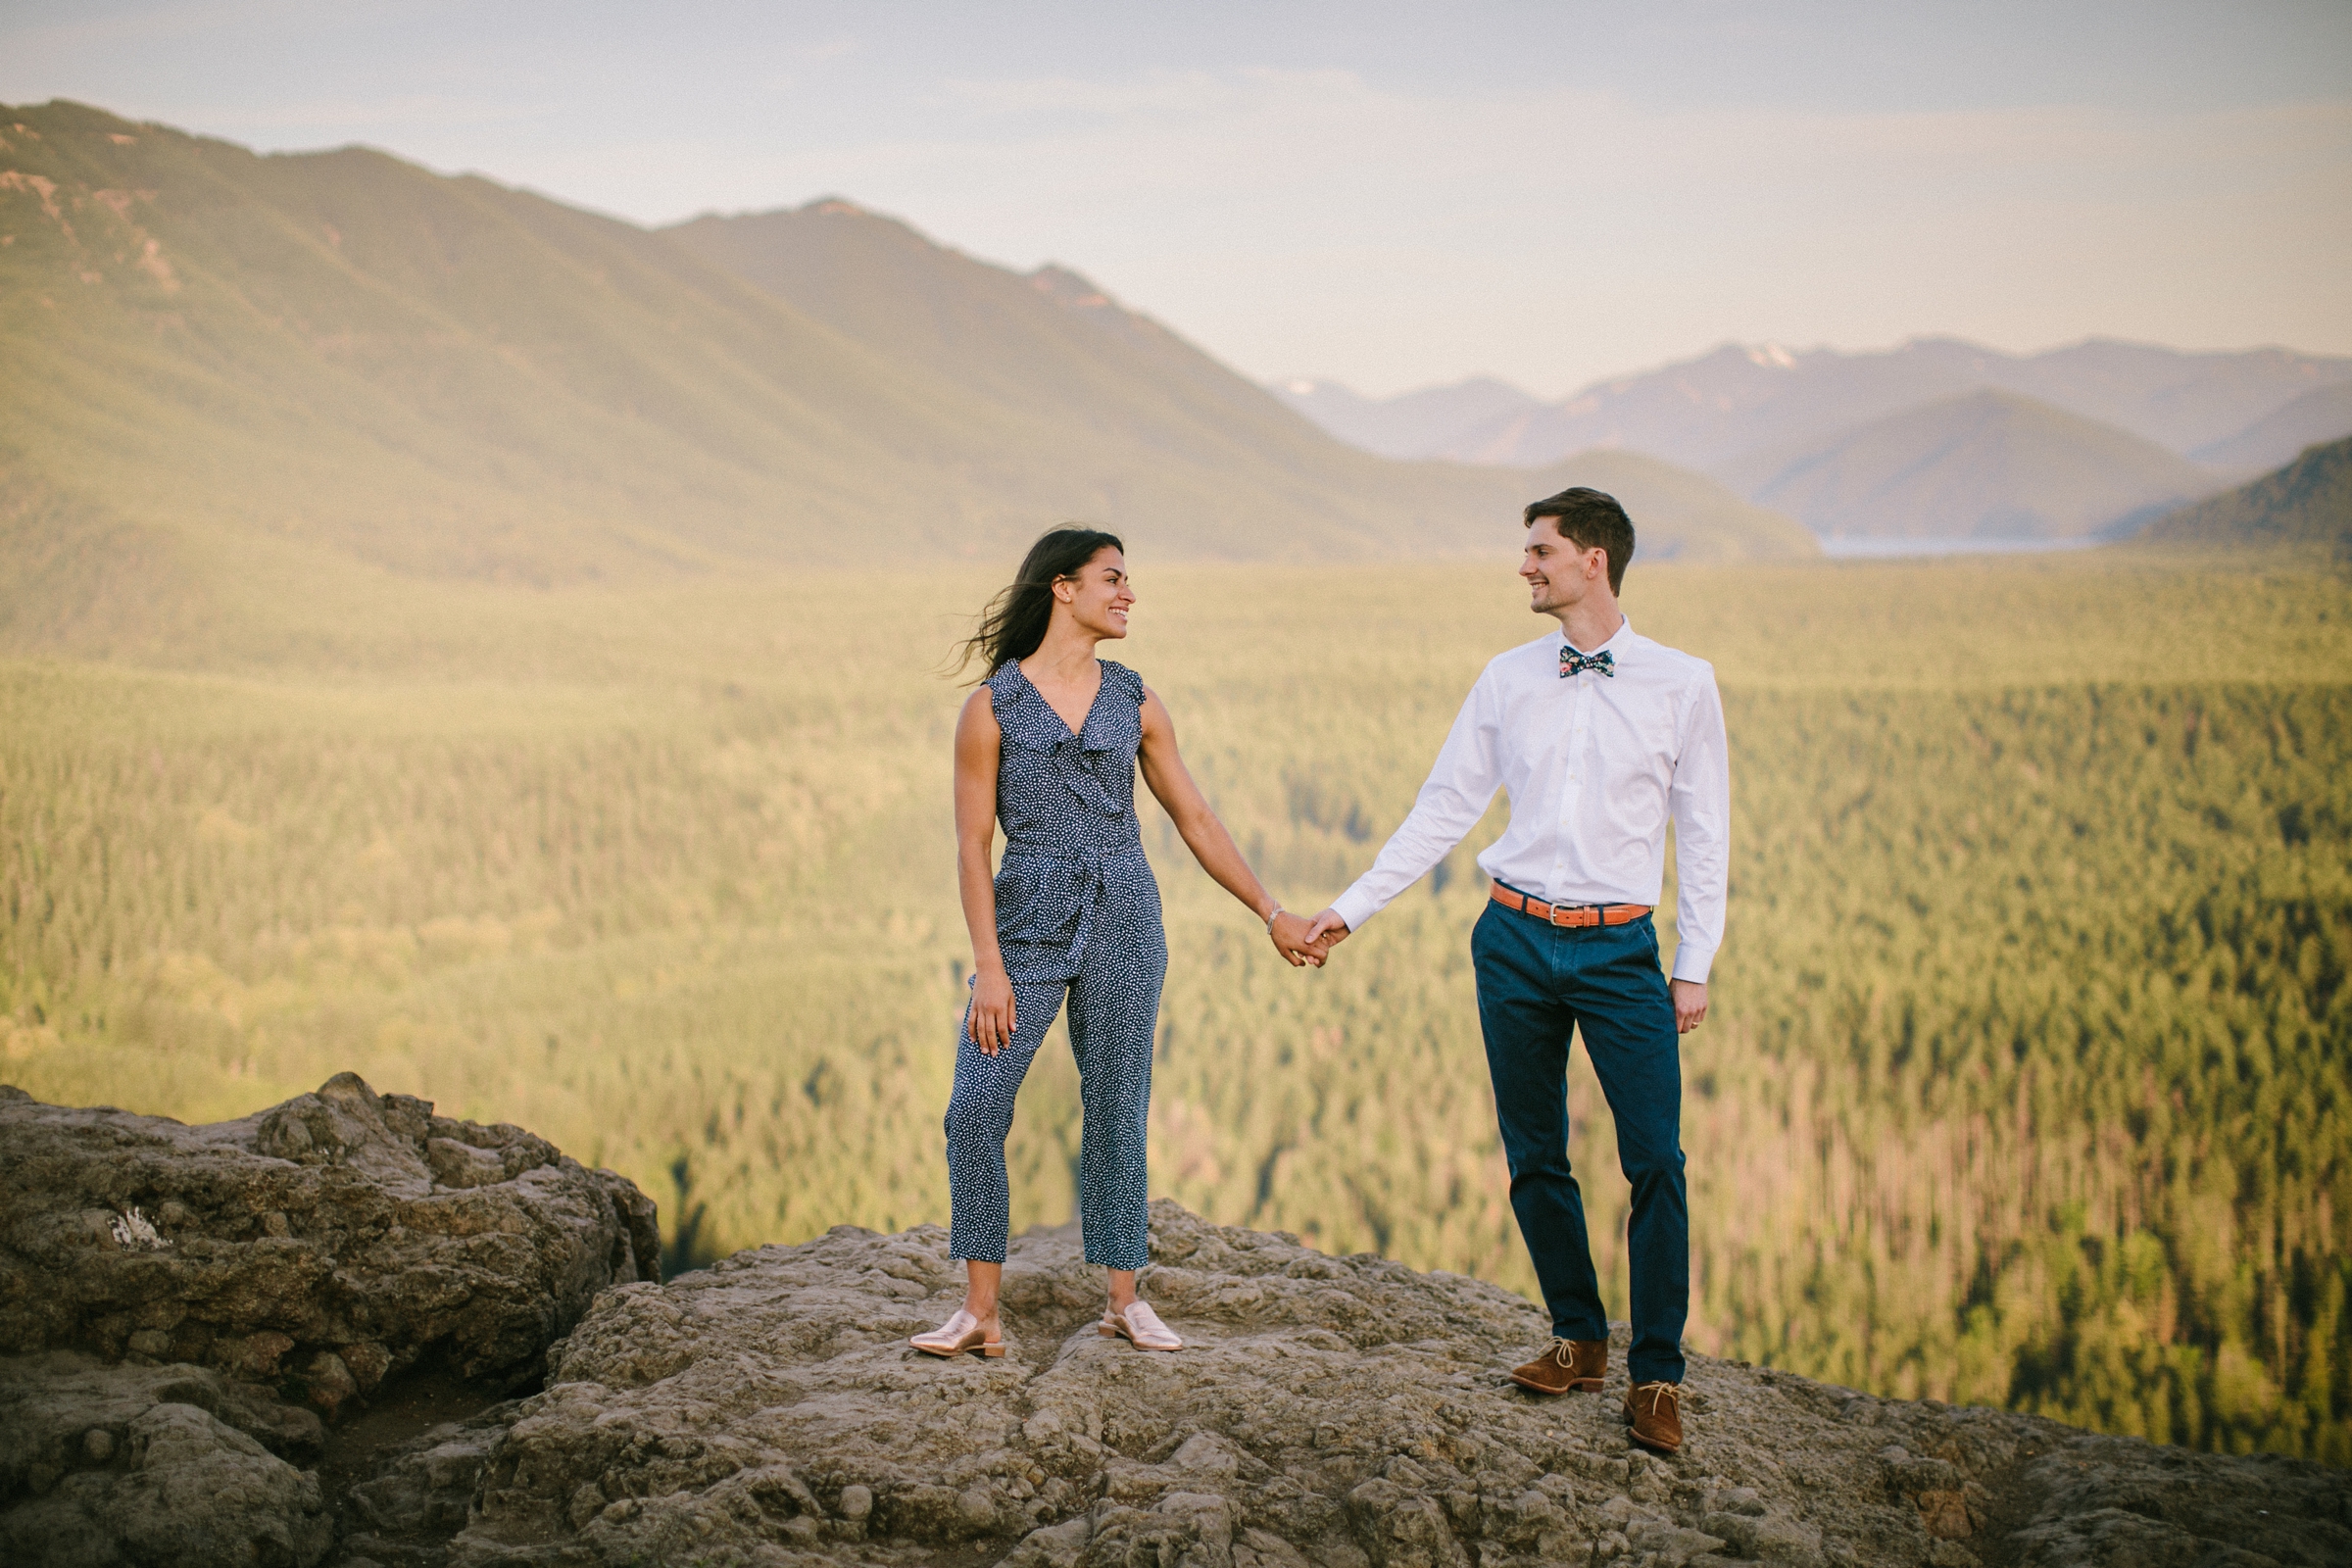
1549, 904, 1583, 928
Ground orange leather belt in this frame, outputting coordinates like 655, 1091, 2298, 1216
1490, 883, 1652, 928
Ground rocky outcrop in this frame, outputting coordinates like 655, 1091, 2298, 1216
388, 1202, 2345, 1568
0, 1075, 659, 1567
4, 1081, 2345, 1568
0, 1351, 334, 1567
0, 1074, 660, 1406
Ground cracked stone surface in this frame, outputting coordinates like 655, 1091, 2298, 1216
3, 1073, 2343, 1568
0, 1075, 659, 1568
0, 1075, 661, 1409
364, 1201, 2349, 1568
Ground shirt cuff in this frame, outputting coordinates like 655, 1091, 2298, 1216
1669, 942, 1716, 985
1329, 885, 1381, 936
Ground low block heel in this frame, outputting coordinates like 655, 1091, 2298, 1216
1098, 1325, 1117, 1338
983, 1342, 1005, 1358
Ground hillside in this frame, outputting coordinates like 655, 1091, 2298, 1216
0, 100, 1814, 662
1345, 337, 2352, 470
2192, 382, 2352, 476
664, 202, 1813, 564
1716, 388, 2221, 540
2136, 433, 2352, 556
1264, 373, 1545, 460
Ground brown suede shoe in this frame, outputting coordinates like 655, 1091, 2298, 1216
1624, 1380, 1684, 1454
1508, 1338, 1608, 1395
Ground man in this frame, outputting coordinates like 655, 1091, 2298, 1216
1303, 488, 1728, 1456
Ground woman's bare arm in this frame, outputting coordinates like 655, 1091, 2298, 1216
1135, 687, 1325, 967
955, 690, 1018, 1053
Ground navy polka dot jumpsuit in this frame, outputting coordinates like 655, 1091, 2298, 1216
947, 658, 1167, 1271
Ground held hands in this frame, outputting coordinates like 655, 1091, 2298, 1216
1267, 909, 1329, 967
1264, 906, 1349, 968
967, 965, 1017, 1055
1301, 907, 1351, 953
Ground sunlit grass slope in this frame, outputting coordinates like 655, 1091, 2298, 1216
4, 553, 2346, 1461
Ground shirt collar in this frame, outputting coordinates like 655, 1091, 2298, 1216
1559, 613, 1633, 661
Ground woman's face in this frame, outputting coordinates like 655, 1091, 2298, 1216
1057, 548, 1134, 640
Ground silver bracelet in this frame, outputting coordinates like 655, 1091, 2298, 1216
1262, 903, 1284, 935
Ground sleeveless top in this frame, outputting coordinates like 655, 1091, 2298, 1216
986, 658, 1154, 982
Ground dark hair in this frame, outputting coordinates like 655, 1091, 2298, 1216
953, 526, 1126, 679
1524, 488, 1635, 594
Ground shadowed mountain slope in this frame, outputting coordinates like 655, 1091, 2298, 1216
0, 102, 1813, 661
1717, 389, 2221, 541
2192, 383, 2352, 478
1411, 338, 2352, 471
2136, 435, 2352, 558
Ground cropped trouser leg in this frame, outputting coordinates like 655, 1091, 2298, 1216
944, 934, 1164, 1270
1472, 903, 1690, 1385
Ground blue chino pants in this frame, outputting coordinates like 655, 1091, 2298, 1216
1471, 899, 1689, 1384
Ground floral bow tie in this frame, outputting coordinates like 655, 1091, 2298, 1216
1559, 647, 1616, 678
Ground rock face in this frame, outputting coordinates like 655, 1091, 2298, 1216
0, 1075, 660, 1568
0, 1074, 661, 1403
3, 1080, 2346, 1568
0, 1351, 334, 1567
391, 1202, 2344, 1568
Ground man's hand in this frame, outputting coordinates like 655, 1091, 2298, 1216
1268, 909, 1327, 967
1301, 908, 1351, 956
1670, 979, 1707, 1034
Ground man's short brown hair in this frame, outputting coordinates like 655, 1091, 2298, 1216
1524, 488, 1635, 594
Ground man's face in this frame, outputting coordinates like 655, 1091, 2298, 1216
1520, 517, 1608, 614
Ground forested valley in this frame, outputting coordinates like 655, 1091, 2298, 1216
4, 555, 2345, 1461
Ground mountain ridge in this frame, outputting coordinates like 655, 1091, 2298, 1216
0, 100, 1814, 664
1267, 374, 1547, 462
1717, 388, 2220, 541
2192, 383, 2352, 477
1278, 337, 2352, 475
2135, 434, 2352, 558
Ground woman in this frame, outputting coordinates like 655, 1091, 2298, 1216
913, 527, 1324, 1359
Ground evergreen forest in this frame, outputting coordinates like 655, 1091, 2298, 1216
3, 554, 2345, 1463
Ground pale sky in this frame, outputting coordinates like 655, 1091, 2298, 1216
5, 1, 2348, 398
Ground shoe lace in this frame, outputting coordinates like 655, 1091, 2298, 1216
1544, 1338, 1579, 1366
1631, 1381, 1680, 1416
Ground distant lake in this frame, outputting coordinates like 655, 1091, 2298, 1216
1817, 534, 2104, 559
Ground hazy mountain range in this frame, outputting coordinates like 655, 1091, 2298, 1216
1273, 340, 2352, 541
0, 100, 1819, 658
1271, 377, 1540, 465
1716, 390, 2218, 542
1275, 340, 2352, 471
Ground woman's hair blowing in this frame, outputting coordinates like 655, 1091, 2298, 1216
953, 527, 1125, 679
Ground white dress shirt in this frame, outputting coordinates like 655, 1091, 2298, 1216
1329, 615, 1730, 983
